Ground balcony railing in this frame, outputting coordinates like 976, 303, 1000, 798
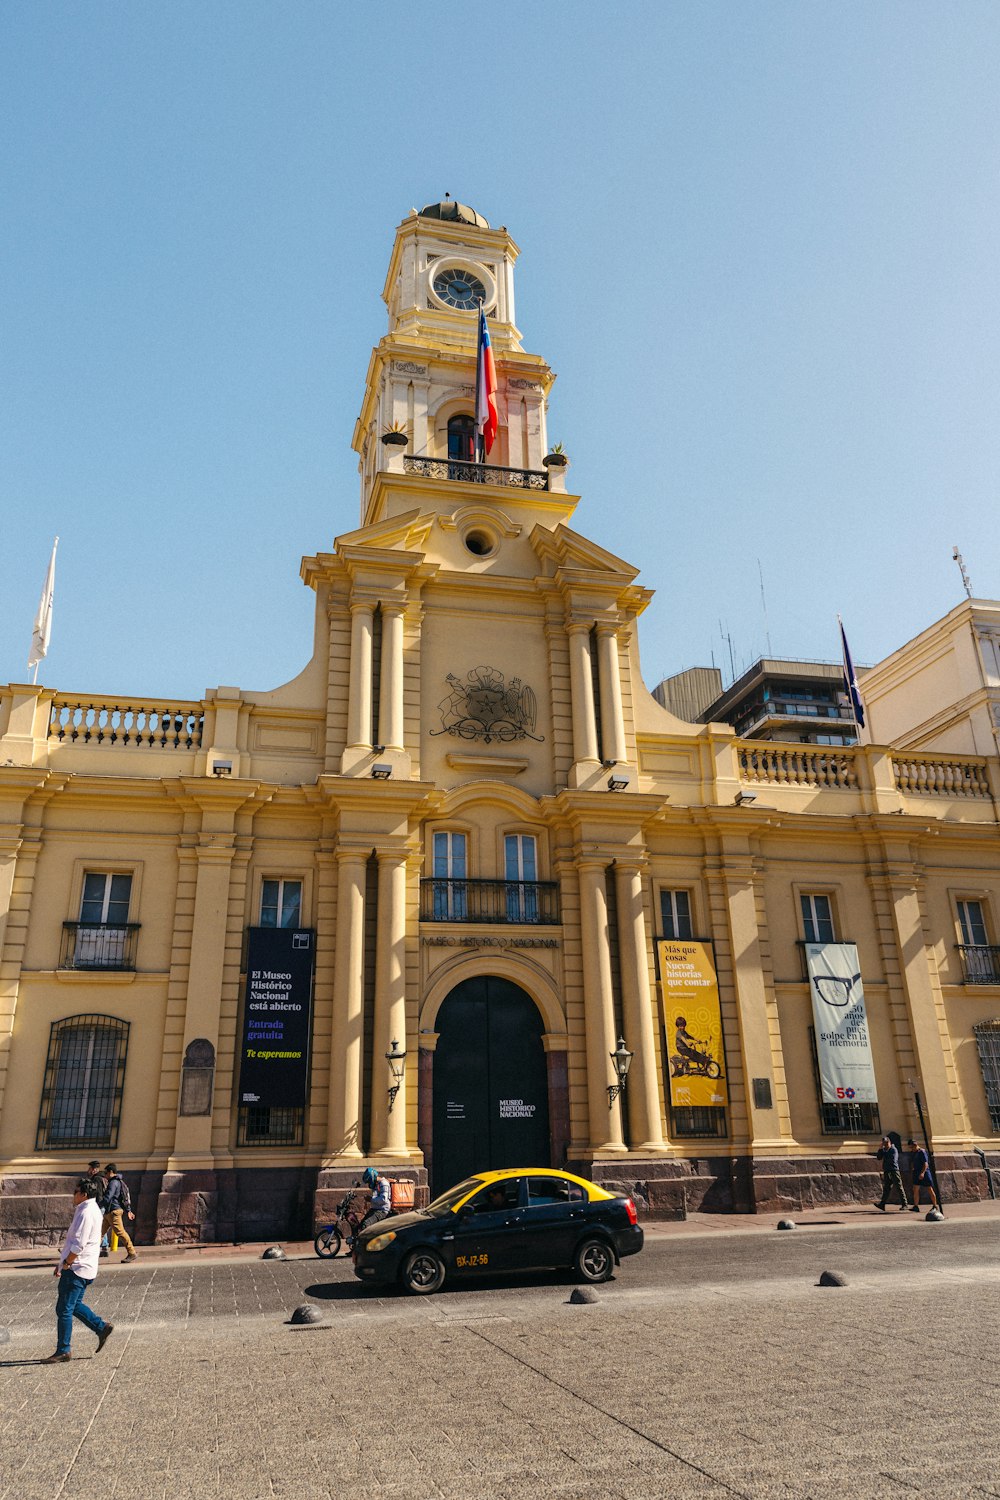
420, 878, 560, 925
49, 697, 204, 750
60, 922, 141, 971
893, 756, 991, 798
958, 945, 1000, 985
403, 456, 548, 490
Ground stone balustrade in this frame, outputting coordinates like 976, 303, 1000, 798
48, 696, 204, 749
737, 743, 859, 789
892, 755, 991, 798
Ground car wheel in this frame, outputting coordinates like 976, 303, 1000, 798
574, 1237, 615, 1284
401, 1248, 446, 1295
313, 1228, 342, 1259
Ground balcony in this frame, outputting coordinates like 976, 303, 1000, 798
420, 879, 560, 925
403, 456, 548, 490
60, 922, 141, 971
958, 945, 1000, 985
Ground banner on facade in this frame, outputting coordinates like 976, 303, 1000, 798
657, 940, 728, 1109
238, 927, 315, 1110
806, 941, 878, 1104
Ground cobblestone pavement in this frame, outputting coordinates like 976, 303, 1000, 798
1, 1221, 998, 1500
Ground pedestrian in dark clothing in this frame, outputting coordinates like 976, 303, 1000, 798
85, 1160, 110, 1257
101, 1164, 137, 1261
907, 1138, 941, 1213
875, 1136, 909, 1210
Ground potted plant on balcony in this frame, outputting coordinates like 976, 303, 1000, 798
380, 423, 409, 449
542, 442, 568, 469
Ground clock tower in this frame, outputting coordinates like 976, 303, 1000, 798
352, 199, 556, 523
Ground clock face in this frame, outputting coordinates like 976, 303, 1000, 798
432, 267, 487, 310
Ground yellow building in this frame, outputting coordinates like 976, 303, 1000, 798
2, 201, 1000, 1245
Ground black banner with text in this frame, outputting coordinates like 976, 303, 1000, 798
238, 927, 315, 1110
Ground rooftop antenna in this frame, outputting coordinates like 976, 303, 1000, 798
758, 557, 773, 657
952, 546, 973, 599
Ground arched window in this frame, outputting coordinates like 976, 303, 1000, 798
36, 1015, 129, 1150
447, 414, 476, 462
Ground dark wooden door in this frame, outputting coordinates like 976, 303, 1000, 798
432, 977, 550, 1195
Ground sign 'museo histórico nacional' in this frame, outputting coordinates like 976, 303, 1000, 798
657, 939, 728, 1109
806, 941, 878, 1105
238, 927, 315, 1110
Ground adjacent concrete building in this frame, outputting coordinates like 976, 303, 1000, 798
3, 203, 1000, 1246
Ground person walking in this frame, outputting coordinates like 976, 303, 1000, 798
907, 1137, 942, 1214
85, 1159, 110, 1257
101, 1164, 137, 1262
874, 1135, 909, 1211
45, 1178, 114, 1363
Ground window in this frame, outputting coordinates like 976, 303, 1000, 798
958, 899, 989, 947
670, 1106, 727, 1138
526, 1176, 585, 1205
260, 879, 302, 928
801, 893, 835, 944
432, 831, 467, 920
660, 889, 693, 940
957, 899, 1000, 983
36, 1015, 129, 1149
236, 1105, 304, 1147
447, 414, 476, 462
505, 834, 538, 922
66, 873, 136, 969
973, 1021, 1000, 1131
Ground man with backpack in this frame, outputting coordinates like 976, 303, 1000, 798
101, 1164, 138, 1262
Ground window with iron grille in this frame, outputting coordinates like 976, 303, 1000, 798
808, 1025, 880, 1136
236, 1105, 304, 1147
973, 1021, 1000, 1132
670, 1105, 727, 1138
660, 889, 693, 940
36, 1015, 129, 1150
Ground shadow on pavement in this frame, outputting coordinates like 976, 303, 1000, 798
304, 1268, 609, 1302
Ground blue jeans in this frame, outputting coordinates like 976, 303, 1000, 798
56, 1269, 108, 1355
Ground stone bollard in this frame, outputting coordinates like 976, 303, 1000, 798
569, 1287, 600, 1304
777, 1219, 796, 1231
818, 1271, 848, 1287
289, 1304, 323, 1326
262, 1246, 286, 1260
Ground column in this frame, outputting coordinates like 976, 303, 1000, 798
345, 602, 374, 750
567, 624, 599, 766
577, 861, 626, 1153
596, 624, 627, 766
370, 850, 409, 1155
172, 838, 237, 1160
326, 849, 367, 1156
614, 861, 665, 1151
377, 604, 406, 752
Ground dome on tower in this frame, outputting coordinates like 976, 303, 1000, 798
418, 198, 490, 229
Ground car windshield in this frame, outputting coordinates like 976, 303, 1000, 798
423, 1178, 484, 1218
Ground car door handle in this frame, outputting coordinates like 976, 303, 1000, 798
441, 1233, 454, 1241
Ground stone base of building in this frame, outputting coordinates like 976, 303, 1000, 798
1, 1153, 994, 1247
575, 1150, 999, 1219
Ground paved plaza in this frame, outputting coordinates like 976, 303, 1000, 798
1, 1211, 998, 1500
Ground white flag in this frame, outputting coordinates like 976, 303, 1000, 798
27, 537, 59, 675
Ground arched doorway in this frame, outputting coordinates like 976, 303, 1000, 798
431, 976, 550, 1194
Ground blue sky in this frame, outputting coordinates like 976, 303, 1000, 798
4, 3, 1000, 700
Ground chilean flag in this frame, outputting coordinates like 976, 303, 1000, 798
475, 305, 498, 458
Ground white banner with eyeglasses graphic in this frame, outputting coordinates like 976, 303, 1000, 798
806, 941, 878, 1105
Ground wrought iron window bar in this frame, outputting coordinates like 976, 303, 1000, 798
958, 945, 1000, 985
36, 1013, 129, 1150
237, 1105, 305, 1147
403, 455, 548, 490
419, 878, 560, 925
60, 922, 141, 971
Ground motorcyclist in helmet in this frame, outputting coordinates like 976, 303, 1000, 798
357, 1166, 393, 1235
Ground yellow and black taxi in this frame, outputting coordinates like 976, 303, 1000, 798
353, 1168, 643, 1295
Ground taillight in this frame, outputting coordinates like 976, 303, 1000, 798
624, 1197, 637, 1226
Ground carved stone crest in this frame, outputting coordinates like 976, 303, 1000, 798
393, 360, 428, 376
431, 665, 543, 745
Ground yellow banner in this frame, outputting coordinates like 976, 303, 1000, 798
657, 940, 728, 1109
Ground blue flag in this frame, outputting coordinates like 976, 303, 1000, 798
838, 617, 865, 730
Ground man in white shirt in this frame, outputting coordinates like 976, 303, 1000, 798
45, 1179, 114, 1363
